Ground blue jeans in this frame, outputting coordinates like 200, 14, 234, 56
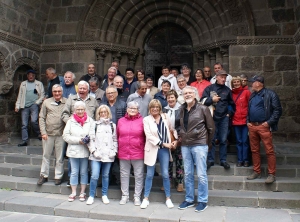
234, 125, 249, 163
144, 148, 170, 198
21, 104, 40, 141
182, 145, 208, 203
208, 116, 229, 163
89, 160, 112, 197
69, 157, 88, 186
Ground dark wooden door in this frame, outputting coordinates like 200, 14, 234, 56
144, 23, 193, 87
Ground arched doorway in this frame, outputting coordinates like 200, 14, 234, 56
144, 23, 193, 86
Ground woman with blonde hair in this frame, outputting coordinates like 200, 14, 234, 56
231, 76, 251, 167
86, 105, 117, 205
140, 99, 178, 209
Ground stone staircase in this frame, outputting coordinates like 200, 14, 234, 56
0, 139, 300, 210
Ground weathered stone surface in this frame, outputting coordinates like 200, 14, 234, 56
45, 24, 57, 34
282, 72, 298, 86
67, 6, 85, 22
73, 50, 95, 63
41, 52, 60, 63
62, 35, 76, 43
60, 51, 73, 63
245, 46, 269, 56
275, 56, 297, 71
241, 57, 262, 71
269, 45, 296, 55
282, 23, 297, 35
44, 35, 61, 44
62, 63, 85, 73
263, 56, 275, 72
57, 23, 77, 34
268, 0, 285, 8
6, 8, 18, 23
255, 25, 280, 36
272, 9, 295, 23
48, 8, 66, 22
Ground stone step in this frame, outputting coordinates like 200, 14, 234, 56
0, 177, 300, 210
2, 144, 300, 166
0, 163, 300, 193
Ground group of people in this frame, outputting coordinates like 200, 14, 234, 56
14, 61, 282, 213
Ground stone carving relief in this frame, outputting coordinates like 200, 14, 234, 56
0, 51, 13, 94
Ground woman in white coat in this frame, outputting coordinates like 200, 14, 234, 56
86, 105, 117, 205
63, 101, 95, 202
140, 99, 178, 209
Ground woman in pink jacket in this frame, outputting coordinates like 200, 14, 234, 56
117, 101, 145, 206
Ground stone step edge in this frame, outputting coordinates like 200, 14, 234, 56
0, 188, 300, 221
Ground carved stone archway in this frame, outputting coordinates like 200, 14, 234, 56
0, 52, 14, 94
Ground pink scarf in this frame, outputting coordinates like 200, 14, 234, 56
73, 112, 87, 126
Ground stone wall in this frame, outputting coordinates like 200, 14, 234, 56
0, 0, 51, 44
229, 44, 299, 142
249, 0, 298, 35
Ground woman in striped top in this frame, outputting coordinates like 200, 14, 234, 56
140, 99, 178, 209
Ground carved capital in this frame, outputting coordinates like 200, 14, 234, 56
220, 46, 229, 57
195, 51, 204, 62
95, 49, 106, 60
128, 53, 138, 63
113, 52, 122, 62
207, 49, 216, 59
0, 81, 13, 94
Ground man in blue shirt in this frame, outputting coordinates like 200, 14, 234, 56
246, 75, 282, 184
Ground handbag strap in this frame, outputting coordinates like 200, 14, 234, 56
234, 89, 244, 103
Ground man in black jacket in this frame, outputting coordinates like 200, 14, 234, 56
201, 70, 235, 170
79, 64, 102, 83
246, 75, 282, 184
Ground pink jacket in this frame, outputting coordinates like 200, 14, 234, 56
117, 113, 145, 160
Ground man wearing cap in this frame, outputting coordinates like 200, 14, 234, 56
201, 70, 235, 170
15, 70, 45, 146
210, 63, 233, 89
246, 75, 282, 184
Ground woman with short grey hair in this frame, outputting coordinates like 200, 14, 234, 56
117, 100, 145, 206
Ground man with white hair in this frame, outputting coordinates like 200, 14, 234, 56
178, 86, 214, 212
101, 67, 117, 91
38, 84, 66, 186
62, 71, 77, 98
61, 80, 98, 123
103, 61, 125, 81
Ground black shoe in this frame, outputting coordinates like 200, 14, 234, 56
18, 141, 27, 147
207, 162, 214, 170
66, 180, 70, 187
154, 170, 159, 176
221, 162, 230, 170
38, 135, 42, 141
54, 179, 62, 185
37, 175, 48, 185
236, 162, 243, 167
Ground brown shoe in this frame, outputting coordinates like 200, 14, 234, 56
55, 179, 62, 185
244, 162, 249, 167
236, 162, 243, 167
37, 175, 48, 185
265, 174, 276, 184
160, 186, 164, 191
177, 183, 184, 192
247, 172, 261, 180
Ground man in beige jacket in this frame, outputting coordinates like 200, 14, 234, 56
37, 84, 66, 186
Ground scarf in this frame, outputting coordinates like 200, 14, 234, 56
98, 118, 111, 125
73, 112, 87, 126
165, 102, 181, 128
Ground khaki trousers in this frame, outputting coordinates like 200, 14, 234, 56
40, 136, 64, 179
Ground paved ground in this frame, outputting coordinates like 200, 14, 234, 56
0, 190, 299, 222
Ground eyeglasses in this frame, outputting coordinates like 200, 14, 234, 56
128, 107, 138, 110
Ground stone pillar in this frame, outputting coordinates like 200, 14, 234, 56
128, 53, 138, 68
220, 46, 229, 72
207, 49, 216, 68
95, 49, 106, 77
195, 52, 204, 68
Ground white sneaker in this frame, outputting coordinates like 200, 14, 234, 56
119, 196, 129, 205
140, 199, 149, 209
86, 196, 94, 205
133, 197, 141, 206
166, 199, 174, 209
102, 195, 110, 204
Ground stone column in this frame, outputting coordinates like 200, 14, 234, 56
207, 49, 216, 67
195, 52, 204, 68
220, 46, 229, 72
95, 49, 106, 77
